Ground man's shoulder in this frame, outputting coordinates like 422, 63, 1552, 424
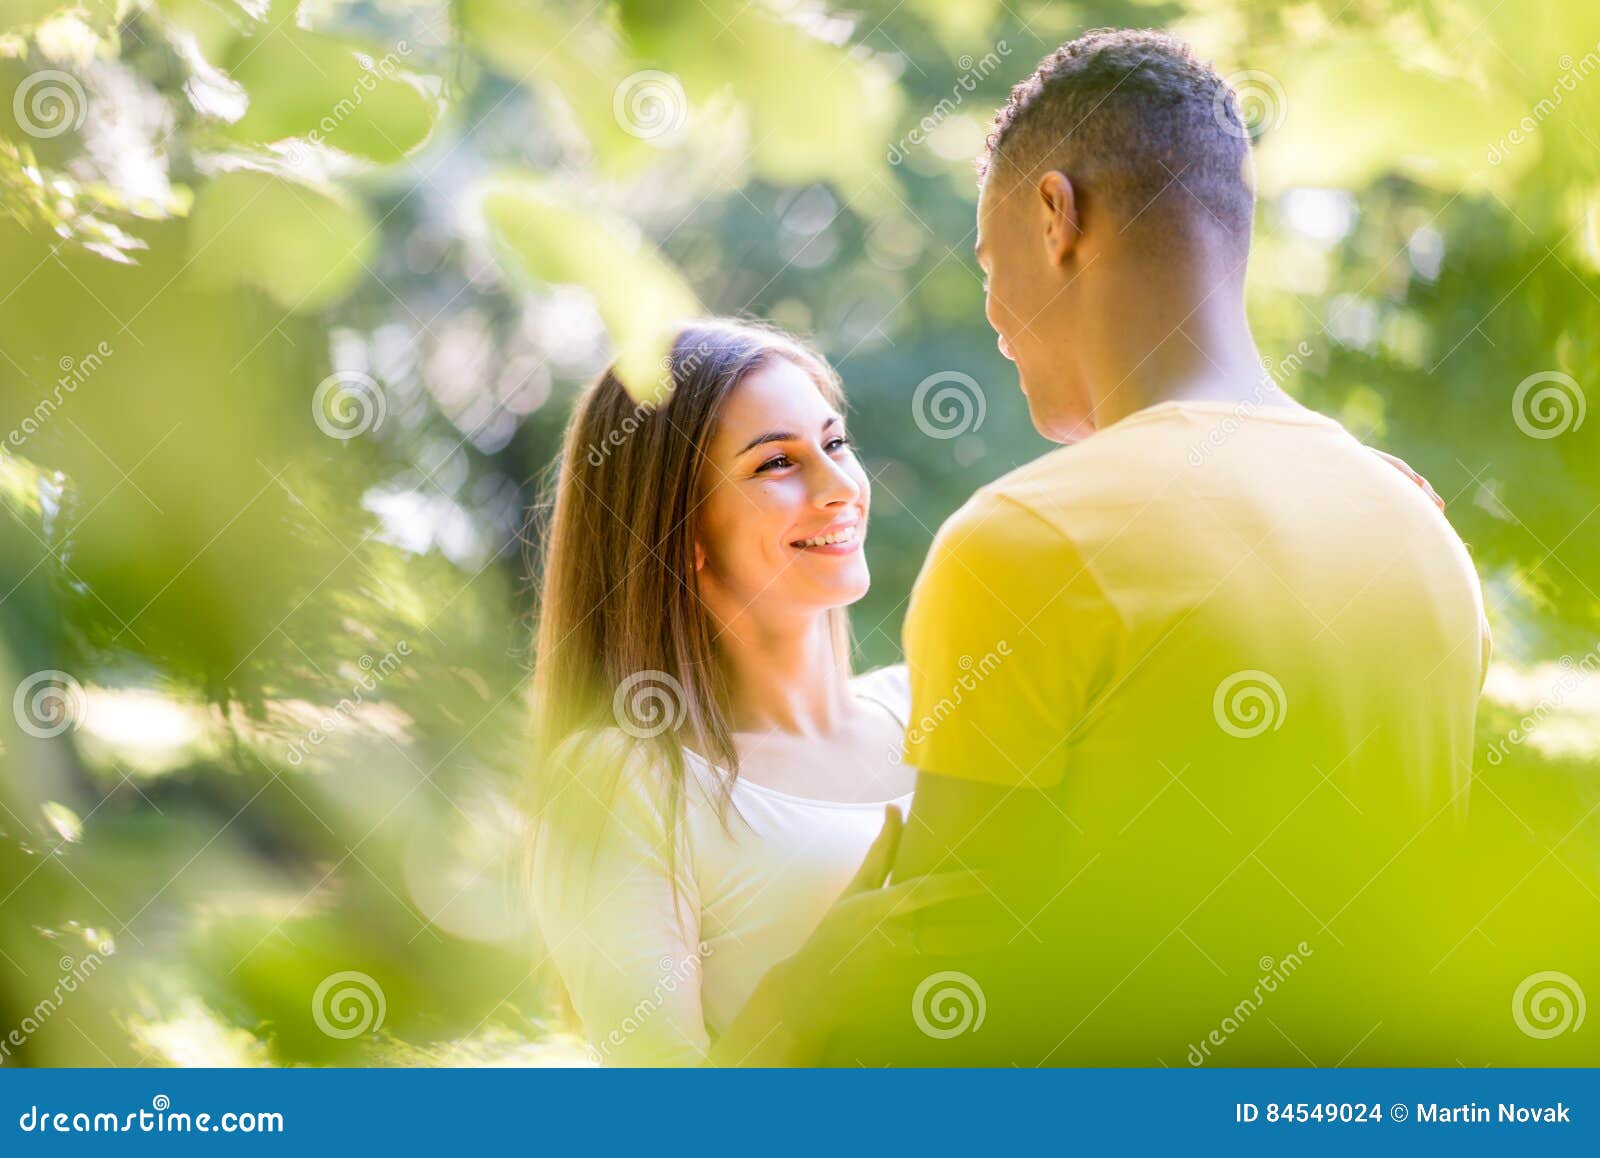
938, 432, 1141, 551
915, 451, 1112, 612
936, 463, 1079, 564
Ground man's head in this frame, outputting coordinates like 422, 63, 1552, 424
976, 29, 1257, 440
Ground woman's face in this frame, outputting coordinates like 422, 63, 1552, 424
694, 356, 870, 627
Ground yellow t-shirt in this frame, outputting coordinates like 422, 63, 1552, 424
893, 399, 1497, 1064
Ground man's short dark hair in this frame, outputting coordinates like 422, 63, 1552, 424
982, 29, 1255, 249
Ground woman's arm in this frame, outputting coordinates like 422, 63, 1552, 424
531, 745, 712, 1067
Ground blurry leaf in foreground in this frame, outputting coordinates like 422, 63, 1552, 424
477, 174, 699, 400
187, 168, 375, 310
128, 995, 273, 1067
459, 0, 670, 175
1250, 37, 1518, 194
5, 1, 122, 60
224, 25, 437, 164
0, 0, 92, 36
626, 1, 903, 213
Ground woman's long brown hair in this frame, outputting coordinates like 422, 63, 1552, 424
526, 317, 852, 892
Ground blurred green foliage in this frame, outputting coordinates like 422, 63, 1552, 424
0, 0, 1595, 1066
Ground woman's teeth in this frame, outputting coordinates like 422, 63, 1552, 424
794, 526, 857, 548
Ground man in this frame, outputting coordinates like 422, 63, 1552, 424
832, 29, 1493, 1065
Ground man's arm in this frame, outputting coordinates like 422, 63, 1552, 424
891, 493, 1111, 888
896, 770, 1059, 882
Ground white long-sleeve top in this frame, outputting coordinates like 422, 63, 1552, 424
530, 666, 913, 1066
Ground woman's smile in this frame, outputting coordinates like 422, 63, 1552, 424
790, 521, 864, 554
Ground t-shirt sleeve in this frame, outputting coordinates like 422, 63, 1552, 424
530, 732, 711, 1066
901, 491, 1119, 788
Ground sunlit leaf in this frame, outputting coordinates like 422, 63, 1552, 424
467, 0, 901, 210
187, 168, 375, 309
900, 0, 1004, 54
632, 3, 903, 211
0, 0, 123, 42
1251, 38, 1523, 193
224, 25, 436, 164
460, 0, 668, 172
478, 174, 699, 399
152, 0, 248, 69
41, 800, 82, 842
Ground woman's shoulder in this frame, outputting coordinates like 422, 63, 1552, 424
850, 663, 911, 727
548, 726, 729, 831
538, 727, 681, 841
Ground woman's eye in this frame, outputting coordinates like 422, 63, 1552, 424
826, 436, 851, 453
755, 454, 792, 473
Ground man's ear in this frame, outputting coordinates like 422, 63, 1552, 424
1038, 170, 1080, 267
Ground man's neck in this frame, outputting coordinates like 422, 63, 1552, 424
1083, 299, 1280, 430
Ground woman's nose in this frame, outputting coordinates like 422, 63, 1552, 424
812, 455, 862, 508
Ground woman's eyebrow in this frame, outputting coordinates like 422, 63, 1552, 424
736, 416, 839, 455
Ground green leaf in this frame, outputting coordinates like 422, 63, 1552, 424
461, 0, 689, 176
187, 169, 375, 310
465, 0, 901, 211
0, 0, 122, 39
478, 174, 700, 400
224, 27, 435, 164
899, 0, 1003, 55
1252, 38, 1524, 193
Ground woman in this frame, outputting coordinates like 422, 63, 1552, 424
527, 318, 975, 1066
